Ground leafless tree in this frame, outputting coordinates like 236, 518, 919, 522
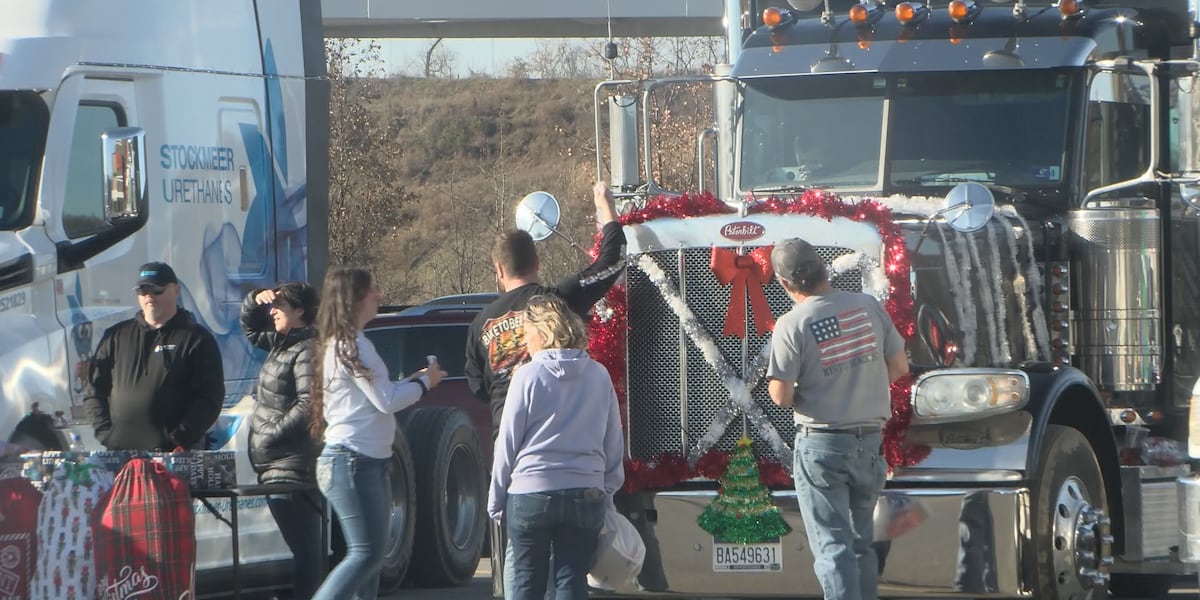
325, 39, 419, 294
423, 38, 457, 78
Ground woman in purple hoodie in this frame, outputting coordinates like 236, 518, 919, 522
487, 294, 625, 600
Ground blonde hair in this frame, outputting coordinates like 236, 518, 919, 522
522, 295, 588, 351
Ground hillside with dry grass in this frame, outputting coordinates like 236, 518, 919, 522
358, 77, 600, 305
326, 38, 718, 305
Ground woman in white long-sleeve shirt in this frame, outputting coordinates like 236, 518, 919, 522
308, 266, 446, 600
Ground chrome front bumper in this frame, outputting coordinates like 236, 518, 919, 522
609, 486, 1029, 598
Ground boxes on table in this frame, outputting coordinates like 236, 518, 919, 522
19, 449, 236, 491
20, 450, 140, 489
156, 450, 236, 490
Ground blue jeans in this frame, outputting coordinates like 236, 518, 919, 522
793, 428, 887, 600
313, 445, 391, 600
268, 489, 324, 600
507, 488, 605, 600
504, 533, 555, 600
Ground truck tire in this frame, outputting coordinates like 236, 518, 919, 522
378, 422, 418, 592
404, 407, 486, 587
1108, 574, 1174, 598
1029, 425, 1112, 599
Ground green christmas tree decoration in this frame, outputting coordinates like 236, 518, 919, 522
697, 436, 792, 544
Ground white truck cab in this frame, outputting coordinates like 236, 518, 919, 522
1, 0, 329, 587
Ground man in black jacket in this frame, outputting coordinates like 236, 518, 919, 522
466, 181, 626, 440
466, 181, 626, 598
85, 262, 225, 451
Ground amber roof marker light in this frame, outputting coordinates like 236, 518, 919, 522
1058, 0, 1085, 19
895, 2, 930, 25
849, 2, 885, 26
763, 6, 793, 27
850, 3, 870, 23
948, 0, 980, 23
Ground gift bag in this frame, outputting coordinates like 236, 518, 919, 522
32, 460, 115, 600
0, 477, 42, 600
587, 508, 645, 591
94, 458, 195, 600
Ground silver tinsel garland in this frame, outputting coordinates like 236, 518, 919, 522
635, 254, 792, 468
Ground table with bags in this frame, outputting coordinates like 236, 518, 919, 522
0, 446, 324, 600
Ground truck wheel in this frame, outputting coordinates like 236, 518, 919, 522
1108, 574, 1174, 598
378, 422, 418, 592
405, 407, 486, 587
1030, 425, 1112, 599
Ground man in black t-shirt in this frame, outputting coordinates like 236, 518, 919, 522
466, 181, 626, 440
466, 181, 625, 598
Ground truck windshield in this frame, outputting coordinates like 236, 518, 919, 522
737, 70, 1073, 193
888, 70, 1072, 188
0, 91, 48, 230
739, 74, 886, 192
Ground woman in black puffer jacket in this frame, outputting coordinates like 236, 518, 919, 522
241, 281, 322, 600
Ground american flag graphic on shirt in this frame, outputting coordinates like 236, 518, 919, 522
810, 308, 878, 375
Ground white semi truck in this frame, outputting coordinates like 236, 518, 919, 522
0, 1, 484, 595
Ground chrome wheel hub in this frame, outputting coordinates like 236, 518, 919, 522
1050, 476, 1113, 599
385, 466, 409, 564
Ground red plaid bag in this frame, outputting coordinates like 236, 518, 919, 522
0, 477, 42, 600
93, 458, 195, 600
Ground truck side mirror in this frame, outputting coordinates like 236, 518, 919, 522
515, 191, 562, 242
101, 127, 146, 224
1182, 183, 1200, 211
1167, 62, 1200, 211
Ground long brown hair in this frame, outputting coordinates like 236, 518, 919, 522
308, 266, 375, 440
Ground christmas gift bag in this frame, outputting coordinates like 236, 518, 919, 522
0, 477, 42, 600
94, 458, 195, 600
32, 460, 115, 600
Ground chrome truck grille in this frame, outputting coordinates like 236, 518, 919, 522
625, 245, 863, 462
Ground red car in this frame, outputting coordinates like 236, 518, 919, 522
365, 292, 497, 468
362, 292, 498, 589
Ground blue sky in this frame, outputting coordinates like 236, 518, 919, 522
379, 38, 542, 76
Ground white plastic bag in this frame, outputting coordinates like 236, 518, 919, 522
587, 508, 646, 591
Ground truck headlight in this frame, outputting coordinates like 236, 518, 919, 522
911, 369, 1029, 423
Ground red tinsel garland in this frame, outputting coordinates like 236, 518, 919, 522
589, 190, 930, 493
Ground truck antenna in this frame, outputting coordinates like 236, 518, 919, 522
603, 0, 619, 79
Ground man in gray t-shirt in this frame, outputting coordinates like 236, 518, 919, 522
766, 238, 908, 600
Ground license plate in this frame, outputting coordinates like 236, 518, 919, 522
712, 540, 783, 572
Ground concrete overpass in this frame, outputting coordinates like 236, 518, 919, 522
321, 0, 726, 38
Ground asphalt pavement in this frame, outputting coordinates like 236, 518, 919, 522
383, 562, 1200, 600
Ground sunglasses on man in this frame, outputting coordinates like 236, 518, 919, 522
135, 285, 167, 296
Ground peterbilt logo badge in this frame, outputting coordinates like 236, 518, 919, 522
720, 222, 765, 241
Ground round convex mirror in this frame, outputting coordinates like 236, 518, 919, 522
943, 182, 996, 232
515, 191, 561, 242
